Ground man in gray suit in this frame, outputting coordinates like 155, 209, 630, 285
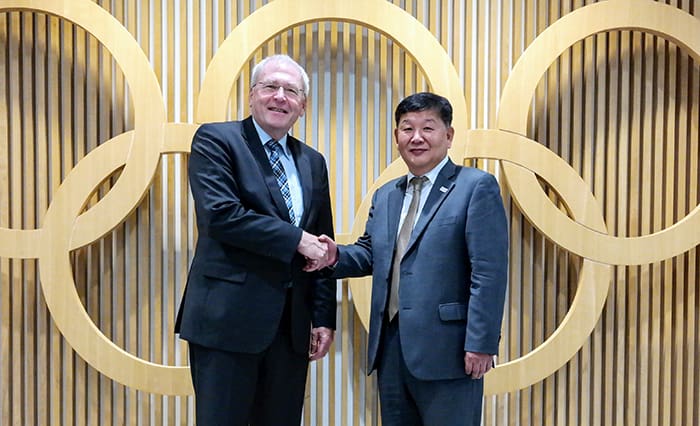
176, 54, 336, 425
311, 92, 509, 425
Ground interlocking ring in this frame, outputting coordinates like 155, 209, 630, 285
466, 0, 700, 393
0, 0, 194, 395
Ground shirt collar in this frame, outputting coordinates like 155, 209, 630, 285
407, 155, 449, 187
252, 118, 289, 155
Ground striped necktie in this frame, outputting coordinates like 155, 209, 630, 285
265, 139, 295, 224
388, 176, 427, 320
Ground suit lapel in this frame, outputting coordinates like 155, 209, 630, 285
288, 136, 312, 226
388, 177, 408, 248
404, 160, 458, 254
241, 117, 292, 222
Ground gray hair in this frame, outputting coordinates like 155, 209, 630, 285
251, 54, 310, 96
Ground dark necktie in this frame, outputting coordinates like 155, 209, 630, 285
388, 176, 427, 320
265, 139, 295, 224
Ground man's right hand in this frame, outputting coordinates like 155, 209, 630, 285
303, 234, 337, 272
297, 231, 329, 263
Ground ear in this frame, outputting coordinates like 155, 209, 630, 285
394, 128, 399, 145
446, 126, 454, 148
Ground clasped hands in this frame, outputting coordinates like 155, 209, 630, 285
296, 231, 337, 272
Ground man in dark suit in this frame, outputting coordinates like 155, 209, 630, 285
312, 92, 509, 425
175, 54, 336, 426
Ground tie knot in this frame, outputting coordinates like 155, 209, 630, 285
266, 139, 282, 153
410, 176, 427, 191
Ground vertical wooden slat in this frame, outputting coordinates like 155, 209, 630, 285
109, 3, 137, 423
545, 4, 561, 424
452, 0, 464, 85
595, 29, 615, 426
92, 5, 120, 421
487, 0, 500, 130
123, 205, 137, 425
339, 281, 349, 426
402, 3, 415, 128
620, 28, 637, 426
378, 34, 388, 166
366, 28, 375, 183
648, 25, 664, 422
629, 28, 647, 426
33, 11, 49, 426
672, 32, 689, 426
507, 213, 522, 424
106, 9, 126, 414
74, 13, 91, 420
21, 12, 38, 426
161, 153, 173, 426
530, 4, 545, 424
88, 6, 111, 423
650, 30, 664, 426
180, 0, 194, 418
8, 11, 23, 425
109, 227, 124, 426
45, 12, 63, 426
0, 10, 11, 425
57, 16, 76, 426
353, 24, 363, 209
302, 22, 313, 169
520, 0, 539, 395
505, 3, 520, 424
474, 0, 486, 132
685, 16, 699, 424
191, 0, 200, 123
603, 28, 622, 426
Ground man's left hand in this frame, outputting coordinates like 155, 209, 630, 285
309, 326, 335, 361
464, 351, 494, 379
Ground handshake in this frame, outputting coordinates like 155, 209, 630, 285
297, 231, 338, 272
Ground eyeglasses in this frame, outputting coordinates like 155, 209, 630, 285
254, 81, 305, 100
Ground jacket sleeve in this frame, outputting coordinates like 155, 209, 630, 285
464, 172, 509, 355
309, 157, 337, 329
333, 191, 377, 278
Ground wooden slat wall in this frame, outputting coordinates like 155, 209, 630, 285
1, 0, 698, 425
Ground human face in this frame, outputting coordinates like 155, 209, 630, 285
249, 61, 306, 140
394, 109, 453, 176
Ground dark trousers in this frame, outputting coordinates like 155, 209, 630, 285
377, 316, 484, 426
188, 293, 308, 426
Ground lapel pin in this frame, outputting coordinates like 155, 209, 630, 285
439, 186, 448, 193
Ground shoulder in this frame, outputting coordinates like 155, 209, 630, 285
374, 176, 403, 197
195, 120, 242, 139
454, 165, 498, 184
191, 120, 245, 152
291, 137, 328, 164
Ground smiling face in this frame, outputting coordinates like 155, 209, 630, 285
249, 60, 306, 140
394, 108, 454, 176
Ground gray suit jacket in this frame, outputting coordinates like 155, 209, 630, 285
335, 159, 508, 380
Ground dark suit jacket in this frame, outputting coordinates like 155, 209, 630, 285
334, 159, 508, 380
175, 117, 336, 355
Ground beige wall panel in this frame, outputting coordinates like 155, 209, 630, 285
1, 0, 699, 425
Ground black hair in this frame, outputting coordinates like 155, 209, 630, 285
394, 92, 453, 127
